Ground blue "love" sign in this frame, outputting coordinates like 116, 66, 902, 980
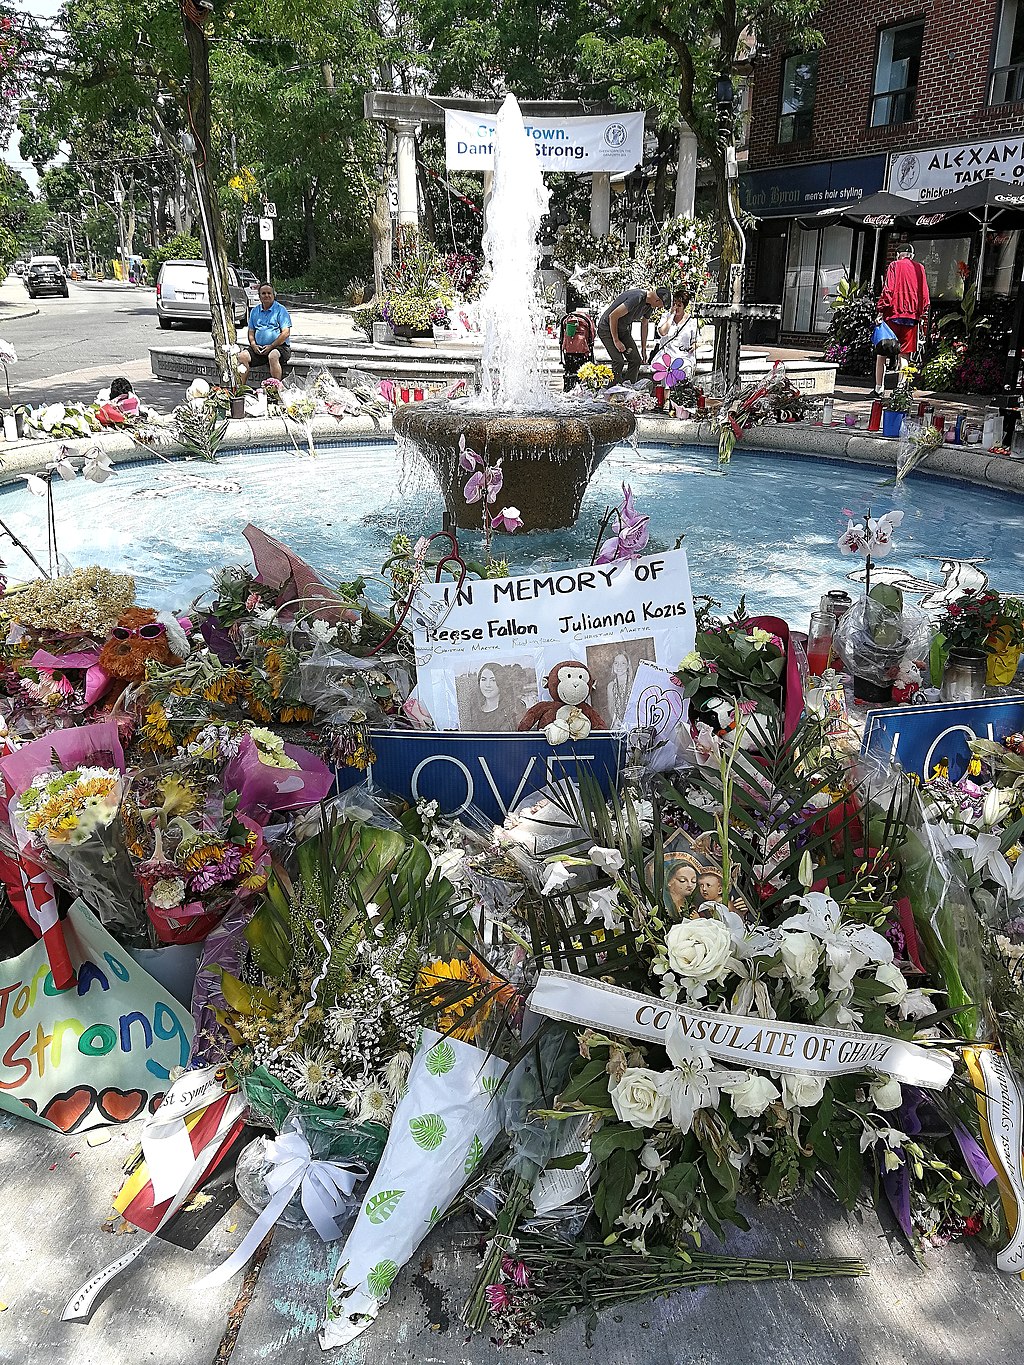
335, 731, 623, 824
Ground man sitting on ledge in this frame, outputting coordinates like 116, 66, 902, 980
238, 283, 292, 382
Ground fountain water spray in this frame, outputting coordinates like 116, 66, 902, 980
475, 95, 551, 410
392, 93, 635, 530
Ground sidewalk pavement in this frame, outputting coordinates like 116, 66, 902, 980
0, 278, 39, 323
767, 346, 990, 427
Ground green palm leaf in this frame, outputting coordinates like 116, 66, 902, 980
425, 1040, 456, 1076
365, 1189, 404, 1224
464, 1134, 484, 1175
366, 1259, 399, 1298
409, 1113, 447, 1150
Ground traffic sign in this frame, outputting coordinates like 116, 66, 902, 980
259, 217, 275, 241
262, 201, 277, 219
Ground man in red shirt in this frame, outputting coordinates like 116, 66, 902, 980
875, 243, 929, 398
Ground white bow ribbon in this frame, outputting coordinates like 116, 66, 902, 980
198, 1125, 365, 1289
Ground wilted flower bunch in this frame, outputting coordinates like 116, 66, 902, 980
4, 564, 136, 636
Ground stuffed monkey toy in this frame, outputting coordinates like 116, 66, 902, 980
518, 660, 606, 744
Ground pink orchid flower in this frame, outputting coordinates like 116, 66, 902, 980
490, 506, 523, 533
458, 433, 481, 472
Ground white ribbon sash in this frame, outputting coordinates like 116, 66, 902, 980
62, 1100, 242, 1323
196, 1127, 364, 1289
143, 1065, 242, 1202
975, 1049, 1024, 1274
529, 970, 954, 1090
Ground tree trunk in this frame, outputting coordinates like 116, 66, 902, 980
180, 8, 235, 378
368, 127, 393, 298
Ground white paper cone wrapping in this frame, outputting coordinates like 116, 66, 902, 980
320, 1028, 504, 1349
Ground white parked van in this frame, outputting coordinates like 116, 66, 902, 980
155, 260, 249, 329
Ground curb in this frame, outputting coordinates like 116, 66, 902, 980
0, 301, 40, 322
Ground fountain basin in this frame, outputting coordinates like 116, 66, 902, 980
393, 403, 637, 530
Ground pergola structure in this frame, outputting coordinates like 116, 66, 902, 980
363, 91, 699, 235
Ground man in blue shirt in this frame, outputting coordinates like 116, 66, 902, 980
238, 283, 292, 382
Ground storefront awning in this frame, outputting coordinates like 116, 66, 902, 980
740, 155, 886, 218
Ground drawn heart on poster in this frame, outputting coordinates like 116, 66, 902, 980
97, 1087, 148, 1124
636, 684, 685, 741
41, 1085, 97, 1133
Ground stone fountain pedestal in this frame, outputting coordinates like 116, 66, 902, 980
393, 404, 637, 531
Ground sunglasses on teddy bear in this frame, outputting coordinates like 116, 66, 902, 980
110, 622, 166, 641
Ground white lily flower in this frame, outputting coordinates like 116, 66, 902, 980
50, 457, 77, 482
589, 845, 624, 874
40, 403, 66, 431
540, 861, 573, 896
663, 1020, 738, 1134
24, 474, 47, 497
988, 849, 1024, 905
83, 449, 113, 484
781, 891, 893, 993
899, 987, 936, 1020
585, 884, 622, 930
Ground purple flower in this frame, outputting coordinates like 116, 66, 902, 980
484, 463, 503, 502
458, 434, 481, 472
595, 483, 651, 563
490, 506, 523, 533
464, 470, 485, 503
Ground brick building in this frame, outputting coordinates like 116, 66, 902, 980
741, 0, 1024, 336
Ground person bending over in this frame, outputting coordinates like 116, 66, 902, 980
597, 285, 670, 384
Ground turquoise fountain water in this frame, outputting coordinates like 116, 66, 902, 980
2, 440, 1020, 619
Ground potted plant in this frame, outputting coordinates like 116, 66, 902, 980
935, 591, 1024, 697
882, 365, 915, 438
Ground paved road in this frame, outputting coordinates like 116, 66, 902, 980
0, 279, 192, 412
0, 280, 362, 418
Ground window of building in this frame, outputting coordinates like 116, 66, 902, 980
991, 0, 1024, 103
778, 52, 818, 143
870, 20, 924, 126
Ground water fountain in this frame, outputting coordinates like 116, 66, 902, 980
392, 94, 636, 531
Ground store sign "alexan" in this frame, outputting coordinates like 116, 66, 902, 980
888, 138, 1024, 201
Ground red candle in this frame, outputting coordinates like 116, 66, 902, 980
868, 400, 883, 432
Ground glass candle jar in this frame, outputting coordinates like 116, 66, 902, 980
941, 649, 988, 702
806, 610, 837, 677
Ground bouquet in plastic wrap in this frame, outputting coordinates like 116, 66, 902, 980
199, 815, 458, 1279
0, 719, 147, 940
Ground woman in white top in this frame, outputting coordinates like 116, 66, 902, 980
654, 287, 699, 378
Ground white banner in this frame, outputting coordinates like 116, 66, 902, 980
888, 138, 1024, 201
445, 108, 645, 173
529, 970, 955, 1090
411, 549, 695, 732
974, 1048, 1024, 1273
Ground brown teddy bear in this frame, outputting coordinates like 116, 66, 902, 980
517, 660, 606, 744
97, 608, 191, 705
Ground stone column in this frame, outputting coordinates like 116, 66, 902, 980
482, 170, 494, 236
590, 172, 611, 237
674, 121, 699, 219
393, 120, 421, 227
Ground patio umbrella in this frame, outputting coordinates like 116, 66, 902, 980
913, 179, 1024, 299
806, 192, 940, 289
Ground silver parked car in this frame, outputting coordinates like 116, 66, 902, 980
155, 259, 249, 329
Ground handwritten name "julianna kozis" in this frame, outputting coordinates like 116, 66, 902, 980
428, 599, 689, 644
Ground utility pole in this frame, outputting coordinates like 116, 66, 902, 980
112, 176, 129, 283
